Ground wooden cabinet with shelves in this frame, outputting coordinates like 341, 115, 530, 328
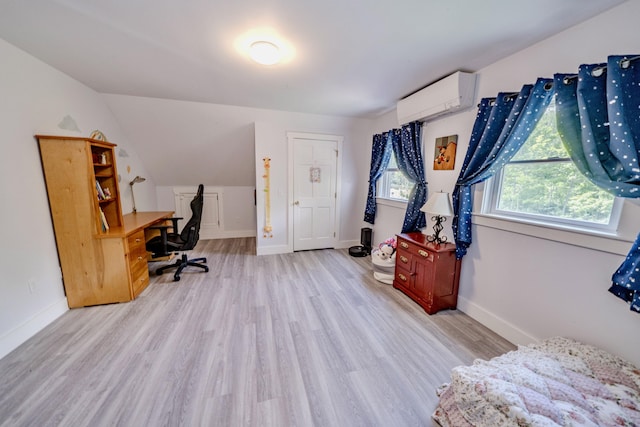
393, 232, 461, 315
36, 135, 159, 308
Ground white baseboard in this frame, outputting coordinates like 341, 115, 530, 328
257, 240, 361, 255
457, 296, 539, 346
256, 244, 291, 256
336, 239, 360, 249
0, 297, 68, 360
201, 229, 256, 240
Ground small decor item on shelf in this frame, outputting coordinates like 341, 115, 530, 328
90, 130, 107, 141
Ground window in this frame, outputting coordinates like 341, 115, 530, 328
485, 96, 621, 230
378, 152, 413, 201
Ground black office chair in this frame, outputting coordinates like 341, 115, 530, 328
146, 184, 209, 281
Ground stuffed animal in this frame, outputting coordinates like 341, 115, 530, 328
372, 237, 398, 262
382, 237, 397, 251
378, 244, 395, 260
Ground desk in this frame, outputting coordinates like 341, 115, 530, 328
66, 211, 173, 308
120, 211, 174, 298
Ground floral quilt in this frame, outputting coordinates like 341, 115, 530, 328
433, 337, 640, 426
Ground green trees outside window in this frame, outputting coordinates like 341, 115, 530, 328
493, 99, 616, 225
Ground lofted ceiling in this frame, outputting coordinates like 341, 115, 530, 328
0, 0, 627, 118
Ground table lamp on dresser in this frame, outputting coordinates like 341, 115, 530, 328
420, 191, 453, 244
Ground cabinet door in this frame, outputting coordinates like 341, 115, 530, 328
414, 249, 434, 301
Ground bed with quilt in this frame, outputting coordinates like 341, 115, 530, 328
433, 337, 640, 426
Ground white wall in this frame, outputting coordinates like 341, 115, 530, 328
156, 185, 256, 238
103, 95, 374, 252
254, 117, 372, 255
371, 1, 640, 366
0, 39, 153, 359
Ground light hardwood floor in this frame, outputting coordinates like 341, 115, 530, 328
0, 238, 515, 426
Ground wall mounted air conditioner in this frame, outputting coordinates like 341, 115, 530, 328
397, 71, 476, 125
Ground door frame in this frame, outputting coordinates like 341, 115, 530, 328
287, 132, 343, 252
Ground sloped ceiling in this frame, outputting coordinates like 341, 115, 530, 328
0, 0, 626, 187
0, 0, 626, 118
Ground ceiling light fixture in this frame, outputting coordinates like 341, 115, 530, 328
249, 41, 281, 65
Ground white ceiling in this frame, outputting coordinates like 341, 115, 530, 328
0, 0, 626, 118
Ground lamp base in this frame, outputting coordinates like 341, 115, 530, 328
427, 215, 448, 245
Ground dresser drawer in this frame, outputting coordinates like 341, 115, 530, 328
396, 250, 412, 269
131, 266, 150, 297
394, 266, 412, 287
127, 229, 150, 297
398, 238, 434, 262
127, 230, 146, 252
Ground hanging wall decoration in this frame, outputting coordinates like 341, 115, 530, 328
262, 157, 273, 238
433, 134, 458, 170
309, 167, 321, 183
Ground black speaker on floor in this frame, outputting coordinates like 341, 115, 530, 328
349, 227, 372, 257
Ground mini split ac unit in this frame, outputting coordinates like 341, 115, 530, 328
396, 71, 477, 125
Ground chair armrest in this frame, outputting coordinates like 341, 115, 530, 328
146, 223, 181, 257
148, 217, 182, 233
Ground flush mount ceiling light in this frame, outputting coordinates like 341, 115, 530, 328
249, 41, 281, 65
234, 29, 295, 66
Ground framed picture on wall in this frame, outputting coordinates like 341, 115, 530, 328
433, 134, 458, 170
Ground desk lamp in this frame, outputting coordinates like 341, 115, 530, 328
420, 191, 453, 244
129, 176, 146, 213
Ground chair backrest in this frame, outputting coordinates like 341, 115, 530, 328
179, 184, 204, 250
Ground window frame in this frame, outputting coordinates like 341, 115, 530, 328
376, 152, 413, 203
483, 149, 623, 234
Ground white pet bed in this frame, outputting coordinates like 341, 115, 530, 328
371, 250, 395, 284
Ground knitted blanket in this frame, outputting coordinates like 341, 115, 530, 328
433, 337, 640, 426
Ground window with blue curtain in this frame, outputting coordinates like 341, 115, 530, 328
364, 132, 392, 224
392, 122, 427, 233
364, 122, 427, 232
452, 78, 554, 258
554, 55, 640, 312
453, 54, 640, 312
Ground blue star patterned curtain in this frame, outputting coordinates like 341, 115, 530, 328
390, 122, 427, 232
364, 132, 392, 224
555, 55, 640, 312
452, 78, 555, 258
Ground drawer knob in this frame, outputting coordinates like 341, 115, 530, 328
400, 255, 408, 263
135, 238, 142, 243
398, 273, 407, 282
400, 242, 409, 249
137, 256, 143, 260
418, 249, 428, 258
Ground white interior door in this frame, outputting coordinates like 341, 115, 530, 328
293, 138, 337, 251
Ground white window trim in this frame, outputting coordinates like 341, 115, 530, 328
475, 180, 634, 256
484, 168, 624, 233
376, 197, 407, 209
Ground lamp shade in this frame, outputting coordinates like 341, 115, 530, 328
420, 192, 453, 216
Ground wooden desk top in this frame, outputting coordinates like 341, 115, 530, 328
123, 211, 174, 234
100, 211, 174, 238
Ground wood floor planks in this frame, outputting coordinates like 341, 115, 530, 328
0, 237, 515, 426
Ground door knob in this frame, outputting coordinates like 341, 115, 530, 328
294, 201, 300, 205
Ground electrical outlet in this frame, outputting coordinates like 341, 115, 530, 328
27, 279, 35, 294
